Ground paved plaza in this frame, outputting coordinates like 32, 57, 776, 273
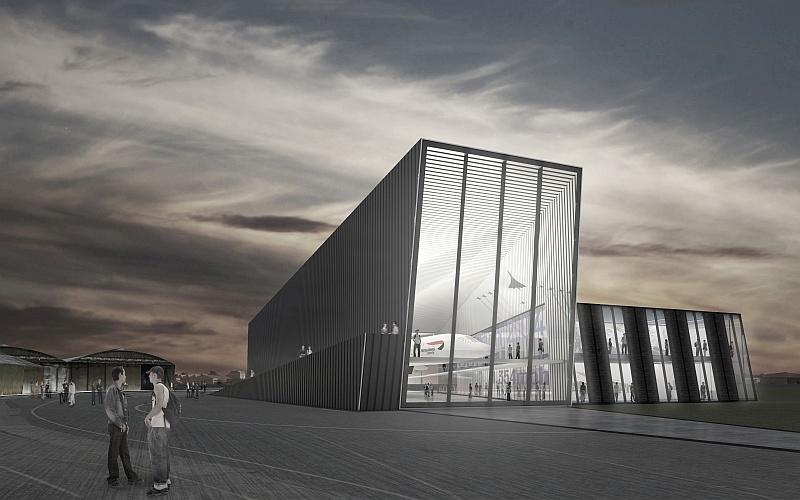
0, 392, 797, 499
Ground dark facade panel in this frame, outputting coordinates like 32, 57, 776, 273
361, 334, 405, 411
664, 310, 700, 402
705, 312, 739, 401
219, 334, 365, 410
248, 142, 422, 375
220, 333, 404, 411
577, 303, 614, 403
622, 307, 660, 403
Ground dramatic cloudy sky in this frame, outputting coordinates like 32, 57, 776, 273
1, 1, 798, 375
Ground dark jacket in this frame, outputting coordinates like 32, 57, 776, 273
104, 385, 128, 429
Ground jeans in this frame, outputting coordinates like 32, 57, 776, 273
148, 427, 170, 487
108, 424, 137, 483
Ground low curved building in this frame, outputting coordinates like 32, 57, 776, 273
0, 345, 175, 394
0, 345, 65, 395
64, 349, 175, 391
0, 353, 44, 396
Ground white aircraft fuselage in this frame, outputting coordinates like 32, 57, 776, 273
411, 333, 491, 364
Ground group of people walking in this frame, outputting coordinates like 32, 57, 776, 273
32, 381, 52, 400
505, 339, 546, 359
186, 381, 205, 399
58, 380, 76, 406
91, 379, 105, 406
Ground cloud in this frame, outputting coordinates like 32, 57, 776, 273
115, 74, 216, 88
191, 214, 337, 233
580, 242, 780, 260
0, 80, 47, 92
0, 2, 798, 375
60, 45, 128, 71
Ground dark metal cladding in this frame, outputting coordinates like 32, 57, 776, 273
622, 307, 659, 403
361, 333, 406, 410
577, 303, 614, 403
218, 334, 363, 409
665, 310, 701, 402
704, 312, 739, 401
247, 142, 422, 375
218, 333, 404, 410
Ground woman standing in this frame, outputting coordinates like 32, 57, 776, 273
68, 380, 76, 407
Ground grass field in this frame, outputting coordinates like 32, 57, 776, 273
580, 385, 800, 432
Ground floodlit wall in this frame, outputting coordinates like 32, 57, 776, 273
0, 364, 44, 396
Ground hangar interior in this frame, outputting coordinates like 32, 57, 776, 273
403, 145, 579, 406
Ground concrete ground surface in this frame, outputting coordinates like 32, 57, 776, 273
0, 392, 798, 499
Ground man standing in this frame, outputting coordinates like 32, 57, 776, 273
144, 366, 171, 496
105, 367, 142, 490
392, 321, 400, 335
412, 330, 421, 357
515, 342, 520, 359
97, 379, 104, 405
91, 379, 97, 406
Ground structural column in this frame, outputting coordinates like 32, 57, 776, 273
621, 307, 659, 403
664, 310, 700, 402
704, 312, 739, 401
577, 303, 614, 403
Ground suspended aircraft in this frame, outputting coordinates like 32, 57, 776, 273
409, 333, 491, 365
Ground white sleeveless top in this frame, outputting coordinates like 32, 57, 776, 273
150, 383, 170, 428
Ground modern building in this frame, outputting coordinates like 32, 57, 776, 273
220, 139, 756, 409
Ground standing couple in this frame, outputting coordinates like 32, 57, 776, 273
105, 365, 173, 496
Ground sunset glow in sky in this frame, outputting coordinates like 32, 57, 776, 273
1, 1, 798, 375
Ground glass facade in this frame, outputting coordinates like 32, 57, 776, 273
403, 145, 581, 406
572, 305, 756, 403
